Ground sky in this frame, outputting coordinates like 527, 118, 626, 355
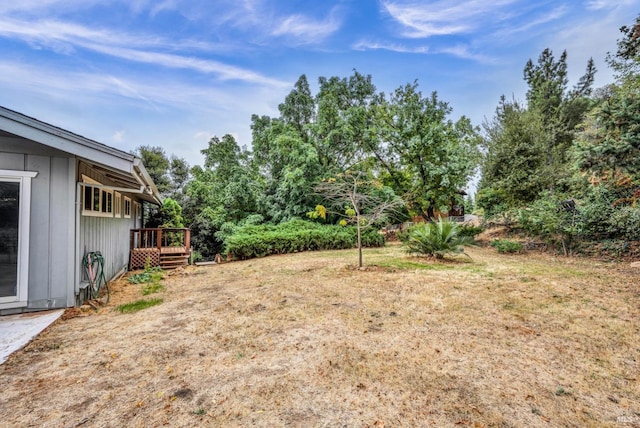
0, 0, 637, 169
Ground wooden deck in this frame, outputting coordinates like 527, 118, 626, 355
129, 228, 191, 269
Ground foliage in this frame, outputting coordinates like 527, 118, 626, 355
146, 198, 184, 228
567, 14, 640, 245
607, 14, 640, 88
224, 220, 384, 260
128, 266, 164, 284
475, 186, 510, 218
403, 217, 475, 259
569, 182, 640, 242
517, 192, 581, 255
142, 282, 165, 296
116, 298, 163, 313
457, 224, 484, 238
373, 83, 481, 220
479, 101, 548, 210
463, 195, 475, 214
136, 145, 171, 195
184, 134, 261, 257
479, 49, 596, 214
490, 239, 524, 254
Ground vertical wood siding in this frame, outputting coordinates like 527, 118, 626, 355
77, 160, 143, 288
21, 154, 74, 310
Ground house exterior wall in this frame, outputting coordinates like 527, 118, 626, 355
0, 143, 76, 313
1, 140, 146, 313
77, 161, 144, 302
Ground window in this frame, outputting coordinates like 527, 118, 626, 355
114, 192, 122, 218
81, 184, 113, 217
81, 176, 114, 217
135, 202, 142, 220
124, 196, 131, 218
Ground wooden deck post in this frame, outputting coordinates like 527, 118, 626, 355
156, 228, 162, 251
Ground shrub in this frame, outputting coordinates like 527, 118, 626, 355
224, 220, 385, 260
403, 217, 475, 259
490, 239, 524, 253
458, 224, 484, 238
517, 192, 580, 255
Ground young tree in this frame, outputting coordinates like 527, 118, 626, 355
311, 171, 404, 268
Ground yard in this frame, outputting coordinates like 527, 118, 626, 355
1, 243, 638, 427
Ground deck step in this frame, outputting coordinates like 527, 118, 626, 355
159, 254, 189, 269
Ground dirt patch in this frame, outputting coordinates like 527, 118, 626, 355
1, 245, 638, 427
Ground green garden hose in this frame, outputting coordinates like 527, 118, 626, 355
82, 251, 109, 303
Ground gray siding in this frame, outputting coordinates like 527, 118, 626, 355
1, 144, 143, 312
77, 160, 144, 288
0, 148, 75, 311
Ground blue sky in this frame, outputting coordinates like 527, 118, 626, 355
0, 0, 637, 168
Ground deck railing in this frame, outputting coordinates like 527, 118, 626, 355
129, 228, 191, 252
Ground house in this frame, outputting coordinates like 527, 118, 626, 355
0, 106, 161, 315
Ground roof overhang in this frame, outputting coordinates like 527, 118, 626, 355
0, 106, 161, 205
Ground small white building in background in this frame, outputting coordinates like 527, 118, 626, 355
0, 106, 161, 314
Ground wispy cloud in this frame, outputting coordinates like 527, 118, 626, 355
353, 40, 430, 54
0, 18, 288, 86
380, 0, 569, 41
381, 0, 519, 38
271, 8, 343, 44
353, 40, 495, 63
492, 5, 568, 38
112, 130, 126, 142
0, 61, 273, 110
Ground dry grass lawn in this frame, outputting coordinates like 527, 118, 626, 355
1, 243, 639, 427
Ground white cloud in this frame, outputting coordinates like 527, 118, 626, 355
112, 130, 126, 142
0, 18, 288, 87
193, 131, 214, 141
352, 40, 495, 63
381, 0, 519, 38
271, 9, 342, 43
353, 40, 430, 54
492, 6, 568, 38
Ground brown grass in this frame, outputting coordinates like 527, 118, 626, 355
1, 243, 639, 427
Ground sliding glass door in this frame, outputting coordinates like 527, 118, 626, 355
0, 171, 36, 308
0, 180, 19, 300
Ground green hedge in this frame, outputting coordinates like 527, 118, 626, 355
224, 220, 385, 260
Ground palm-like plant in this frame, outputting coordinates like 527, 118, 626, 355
404, 216, 475, 259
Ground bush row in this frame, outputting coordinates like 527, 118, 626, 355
224, 220, 385, 260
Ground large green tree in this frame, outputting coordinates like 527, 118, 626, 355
478, 98, 547, 215
478, 49, 596, 215
251, 71, 382, 222
185, 134, 261, 256
374, 82, 481, 220
135, 145, 171, 196
573, 14, 640, 220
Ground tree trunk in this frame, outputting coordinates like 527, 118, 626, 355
357, 219, 363, 268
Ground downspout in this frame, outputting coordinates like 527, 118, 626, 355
74, 181, 82, 304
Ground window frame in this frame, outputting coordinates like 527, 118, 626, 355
0, 169, 37, 309
81, 177, 114, 218
114, 191, 122, 218
123, 196, 132, 218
